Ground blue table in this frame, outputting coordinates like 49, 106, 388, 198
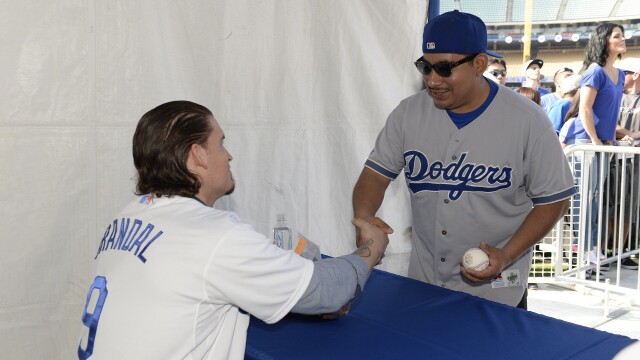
246, 269, 636, 359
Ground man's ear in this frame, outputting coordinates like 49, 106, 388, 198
187, 143, 208, 172
475, 54, 489, 75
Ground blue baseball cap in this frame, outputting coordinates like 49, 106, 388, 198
422, 10, 502, 58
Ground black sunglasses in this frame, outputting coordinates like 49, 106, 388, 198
624, 70, 634, 75
490, 70, 507, 77
414, 54, 479, 77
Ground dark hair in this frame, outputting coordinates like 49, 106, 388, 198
488, 58, 507, 71
564, 91, 581, 123
516, 87, 541, 105
553, 67, 573, 83
582, 23, 624, 71
133, 100, 213, 198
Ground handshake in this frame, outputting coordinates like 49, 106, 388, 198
352, 217, 393, 269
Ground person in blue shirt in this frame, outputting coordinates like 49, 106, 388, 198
522, 59, 550, 96
578, 24, 626, 146
547, 74, 582, 134
558, 91, 584, 147
568, 22, 626, 270
541, 67, 574, 111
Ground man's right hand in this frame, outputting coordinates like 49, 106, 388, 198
351, 218, 390, 269
355, 217, 393, 247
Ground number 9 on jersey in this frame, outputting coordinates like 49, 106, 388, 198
78, 276, 109, 360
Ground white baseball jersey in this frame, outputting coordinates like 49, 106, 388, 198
366, 83, 576, 306
78, 195, 313, 360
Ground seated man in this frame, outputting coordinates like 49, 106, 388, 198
77, 100, 389, 360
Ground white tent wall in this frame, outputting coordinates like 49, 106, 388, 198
0, 0, 426, 358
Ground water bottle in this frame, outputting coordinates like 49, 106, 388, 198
272, 214, 292, 250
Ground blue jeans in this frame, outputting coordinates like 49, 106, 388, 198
586, 152, 609, 251
568, 139, 610, 253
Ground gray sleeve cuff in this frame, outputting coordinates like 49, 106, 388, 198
290, 255, 370, 315
336, 254, 371, 290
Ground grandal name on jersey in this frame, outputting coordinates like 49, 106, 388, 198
404, 151, 512, 201
94, 218, 163, 263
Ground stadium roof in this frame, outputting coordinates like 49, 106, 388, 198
439, 0, 640, 25
435, 0, 640, 49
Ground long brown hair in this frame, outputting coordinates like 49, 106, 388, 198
581, 22, 624, 72
516, 87, 541, 105
564, 91, 581, 123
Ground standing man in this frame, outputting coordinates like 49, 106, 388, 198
541, 67, 574, 111
522, 59, 550, 96
611, 58, 640, 270
615, 58, 640, 143
486, 58, 508, 86
546, 74, 582, 134
352, 10, 575, 309
78, 101, 389, 359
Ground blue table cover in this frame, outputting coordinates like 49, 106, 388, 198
246, 269, 636, 359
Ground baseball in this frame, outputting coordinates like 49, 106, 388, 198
462, 248, 489, 271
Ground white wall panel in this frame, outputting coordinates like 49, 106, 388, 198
0, 128, 96, 359
0, 1, 426, 358
0, 1, 89, 126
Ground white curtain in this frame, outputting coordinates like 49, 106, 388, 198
0, 0, 426, 358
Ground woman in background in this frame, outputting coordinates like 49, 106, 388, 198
558, 91, 582, 148
579, 23, 626, 146
574, 22, 626, 270
516, 87, 541, 105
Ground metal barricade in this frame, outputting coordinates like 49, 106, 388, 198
529, 144, 640, 308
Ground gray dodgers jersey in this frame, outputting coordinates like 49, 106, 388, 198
366, 85, 576, 306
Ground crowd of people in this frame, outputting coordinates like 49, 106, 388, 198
501, 23, 640, 275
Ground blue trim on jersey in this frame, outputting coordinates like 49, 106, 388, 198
447, 79, 499, 129
365, 159, 399, 180
531, 186, 577, 205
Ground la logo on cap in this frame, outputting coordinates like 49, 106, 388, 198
426, 42, 435, 49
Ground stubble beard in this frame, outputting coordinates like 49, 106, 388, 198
225, 174, 236, 195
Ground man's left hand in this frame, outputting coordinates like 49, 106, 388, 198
320, 304, 350, 320
460, 241, 508, 282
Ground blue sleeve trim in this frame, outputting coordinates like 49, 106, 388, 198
531, 186, 577, 205
365, 159, 400, 180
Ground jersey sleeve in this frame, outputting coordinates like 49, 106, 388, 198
290, 255, 369, 314
524, 115, 577, 205
365, 102, 407, 180
205, 223, 314, 324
